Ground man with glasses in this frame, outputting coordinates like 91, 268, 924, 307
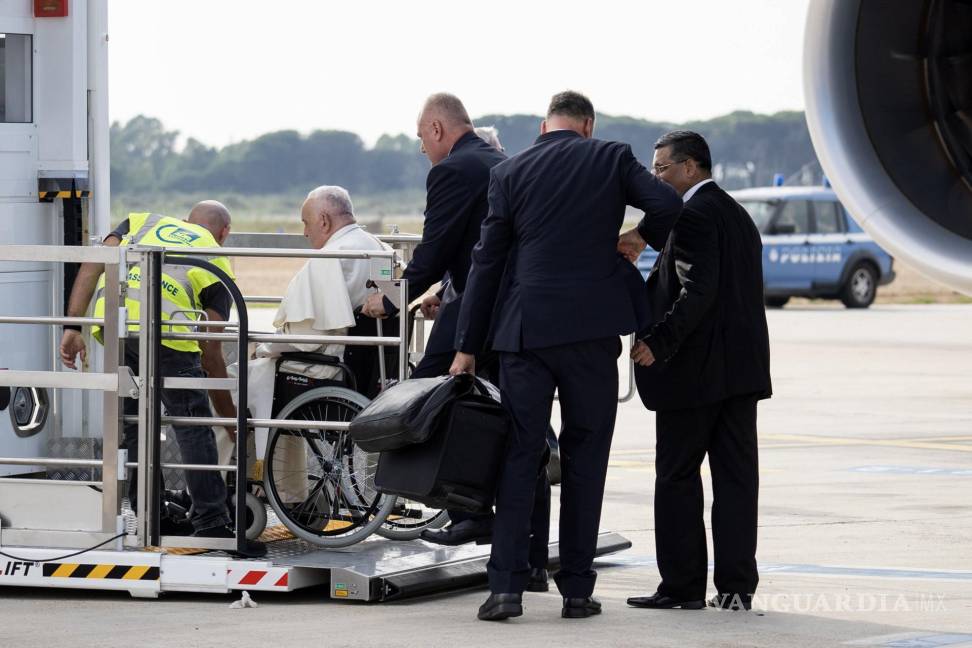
620, 130, 772, 612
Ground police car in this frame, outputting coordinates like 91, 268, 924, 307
636, 185, 895, 309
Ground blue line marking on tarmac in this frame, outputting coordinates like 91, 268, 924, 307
878, 635, 972, 648
595, 555, 972, 581
849, 465, 972, 476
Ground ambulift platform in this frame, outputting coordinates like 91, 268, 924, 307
0, 244, 634, 603
0, 529, 631, 601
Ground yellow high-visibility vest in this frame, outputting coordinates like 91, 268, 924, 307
93, 212, 234, 354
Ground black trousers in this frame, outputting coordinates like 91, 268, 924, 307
491, 338, 618, 597
654, 394, 760, 600
122, 341, 230, 531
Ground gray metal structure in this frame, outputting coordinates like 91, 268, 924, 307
0, 238, 632, 600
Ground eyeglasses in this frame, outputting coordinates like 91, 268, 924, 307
652, 159, 686, 175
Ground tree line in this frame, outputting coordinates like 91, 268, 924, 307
110, 110, 818, 198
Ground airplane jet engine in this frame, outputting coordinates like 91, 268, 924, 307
804, 0, 972, 294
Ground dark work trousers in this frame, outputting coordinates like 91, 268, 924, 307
654, 394, 760, 600
123, 341, 231, 532
491, 337, 618, 597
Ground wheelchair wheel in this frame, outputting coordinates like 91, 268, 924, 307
263, 386, 395, 548
376, 499, 449, 541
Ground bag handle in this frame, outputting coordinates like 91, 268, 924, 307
454, 373, 500, 401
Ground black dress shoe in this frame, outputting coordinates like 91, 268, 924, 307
478, 593, 523, 621
526, 567, 549, 592
420, 518, 493, 546
164, 489, 193, 511
562, 596, 602, 618
194, 524, 268, 558
708, 592, 752, 611
626, 592, 705, 609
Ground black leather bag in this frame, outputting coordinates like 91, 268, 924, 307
349, 374, 499, 452
374, 383, 510, 513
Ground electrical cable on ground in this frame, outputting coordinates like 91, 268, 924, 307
0, 532, 128, 562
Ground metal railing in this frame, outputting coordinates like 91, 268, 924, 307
0, 244, 125, 543
0, 241, 408, 553
226, 231, 428, 352
0, 232, 635, 553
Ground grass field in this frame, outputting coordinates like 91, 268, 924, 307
232, 234, 970, 308
110, 190, 427, 234
107, 194, 969, 306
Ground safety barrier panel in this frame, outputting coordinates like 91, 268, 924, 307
0, 240, 407, 553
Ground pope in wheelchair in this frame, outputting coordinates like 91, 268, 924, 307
217, 186, 421, 547
232, 249, 359, 492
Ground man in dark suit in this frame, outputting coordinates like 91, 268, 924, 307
621, 131, 772, 612
361, 93, 510, 547
450, 91, 681, 621
363, 92, 505, 375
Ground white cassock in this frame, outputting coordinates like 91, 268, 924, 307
224, 256, 356, 465
323, 223, 392, 309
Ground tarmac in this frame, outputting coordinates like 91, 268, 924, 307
1, 303, 970, 647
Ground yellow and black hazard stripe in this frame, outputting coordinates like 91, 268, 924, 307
39, 190, 91, 203
41, 562, 159, 580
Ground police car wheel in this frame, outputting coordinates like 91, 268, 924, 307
841, 263, 877, 309
764, 296, 790, 309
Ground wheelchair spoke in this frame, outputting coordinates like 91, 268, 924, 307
304, 434, 332, 473
330, 480, 345, 521
292, 414, 336, 472
289, 475, 331, 525
272, 427, 330, 476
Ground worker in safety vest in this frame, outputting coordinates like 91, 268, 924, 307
59, 201, 265, 557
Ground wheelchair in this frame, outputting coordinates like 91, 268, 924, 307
261, 350, 394, 547
260, 311, 447, 547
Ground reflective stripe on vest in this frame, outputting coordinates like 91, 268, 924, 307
92, 213, 232, 354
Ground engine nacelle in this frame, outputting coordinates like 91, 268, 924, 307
804, 0, 972, 294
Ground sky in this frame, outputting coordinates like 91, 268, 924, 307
108, 0, 810, 148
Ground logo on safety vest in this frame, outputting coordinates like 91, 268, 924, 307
156, 224, 202, 246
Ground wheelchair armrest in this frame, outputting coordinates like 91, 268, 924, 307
279, 351, 342, 365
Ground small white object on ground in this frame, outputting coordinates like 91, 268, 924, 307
229, 591, 258, 609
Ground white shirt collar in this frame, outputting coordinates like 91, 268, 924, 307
682, 178, 714, 204
323, 223, 361, 248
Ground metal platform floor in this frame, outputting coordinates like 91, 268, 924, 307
267, 530, 632, 601
0, 531, 631, 601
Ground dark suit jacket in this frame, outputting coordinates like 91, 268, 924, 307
456, 129, 682, 354
635, 181, 772, 411
402, 131, 507, 355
